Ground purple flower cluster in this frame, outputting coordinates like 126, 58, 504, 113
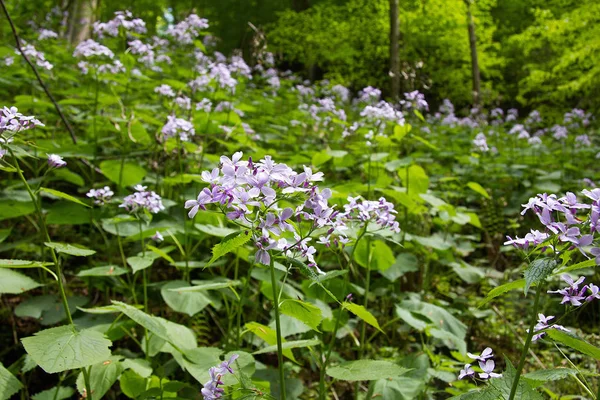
564, 108, 592, 129
505, 191, 599, 253
201, 354, 238, 400
1, 106, 44, 134
167, 14, 209, 45
360, 101, 404, 126
459, 347, 502, 380
155, 84, 176, 97
47, 154, 66, 168
120, 185, 165, 214
336, 196, 400, 234
161, 115, 195, 142
73, 39, 114, 59
547, 274, 600, 307
530, 314, 569, 342
355, 86, 382, 104
400, 90, 429, 111
473, 133, 489, 152
86, 186, 114, 205
17, 43, 53, 70
93, 10, 146, 38
38, 29, 58, 40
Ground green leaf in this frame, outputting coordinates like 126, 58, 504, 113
126, 256, 155, 273
129, 120, 152, 145
342, 302, 383, 333
311, 151, 332, 167
556, 258, 596, 273
39, 187, 90, 208
0, 362, 22, 400
178, 279, 241, 291
327, 360, 410, 381
76, 357, 123, 399
77, 265, 128, 277
0, 259, 53, 269
21, 325, 112, 374
449, 261, 484, 284
354, 240, 395, 271
44, 242, 96, 257
100, 160, 147, 188
478, 279, 527, 307
119, 370, 147, 398
160, 280, 212, 316
31, 386, 74, 400
52, 168, 85, 187
381, 253, 419, 282
121, 358, 152, 378
253, 339, 321, 355
393, 124, 410, 141
524, 258, 557, 294
279, 300, 323, 332
398, 164, 429, 195
206, 231, 251, 267
523, 368, 576, 384
195, 224, 237, 237
16, 295, 88, 325
0, 199, 35, 221
0, 269, 42, 294
110, 301, 196, 351
547, 329, 600, 360
0, 229, 11, 244
466, 182, 490, 199
244, 322, 296, 362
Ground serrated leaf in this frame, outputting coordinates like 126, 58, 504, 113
342, 302, 383, 333
524, 258, 557, 294
21, 325, 112, 374
279, 300, 323, 332
327, 360, 410, 381
547, 329, 600, 360
523, 368, 576, 383
39, 187, 90, 207
478, 279, 527, 307
253, 339, 321, 355
0, 269, 42, 294
31, 386, 74, 400
466, 182, 490, 199
207, 231, 251, 267
0, 362, 22, 400
44, 242, 96, 257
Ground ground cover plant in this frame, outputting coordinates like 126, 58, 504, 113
0, 2, 599, 400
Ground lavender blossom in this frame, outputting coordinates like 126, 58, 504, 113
86, 186, 114, 205
530, 313, 569, 341
1, 106, 44, 134
201, 354, 239, 400
47, 154, 66, 168
120, 185, 164, 214
161, 115, 195, 141
73, 39, 114, 59
154, 84, 176, 97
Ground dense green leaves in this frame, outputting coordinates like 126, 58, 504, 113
44, 242, 96, 257
547, 330, 600, 360
100, 160, 147, 187
206, 231, 251, 267
279, 299, 323, 332
0, 269, 42, 294
0, 363, 22, 400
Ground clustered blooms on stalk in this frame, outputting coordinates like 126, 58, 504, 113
185, 152, 400, 272
201, 354, 239, 400
530, 314, 569, 342
93, 10, 147, 38
473, 132, 489, 152
86, 186, 114, 205
504, 190, 600, 254
161, 115, 195, 142
120, 185, 165, 214
15, 43, 53, 70
73, 39, 125, 75
166, 14, 209, 44
458, 347, 502, 380
1, 107, 44, 160
400, 90, 429, 111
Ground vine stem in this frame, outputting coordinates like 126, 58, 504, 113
269, 256, 286, 400
508, 284, 543, 400
9, 149, 73, 325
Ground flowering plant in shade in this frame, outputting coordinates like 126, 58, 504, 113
201, 354, 239, 400
185, 152, 345, 272
120, 185, 165, 214
458, 347, 502, 380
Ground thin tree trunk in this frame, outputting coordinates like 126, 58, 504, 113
389, 0, 400, 100
68, 0, 97, 45
465, 0, 481, 106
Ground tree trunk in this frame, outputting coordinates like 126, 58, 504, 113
389, 0, 400, 100
465, 0, 481, 106
67, 0, 97, 45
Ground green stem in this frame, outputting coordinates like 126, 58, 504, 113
9, 150, 73, 325
269, 256, 286, 400
508, 284, 543, 400
82, 366, 93, 400
355, 236, 372, 400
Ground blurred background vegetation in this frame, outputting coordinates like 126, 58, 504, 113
2, 0, 599, 115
